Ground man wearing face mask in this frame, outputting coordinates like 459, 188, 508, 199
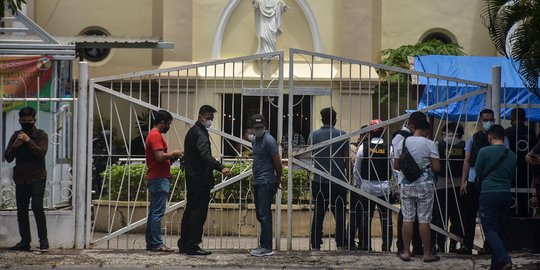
178, 105, 231, 255
248, 114, 282, 256
5, 107, 49, 251
145, 110, 183, 252
457, 109, 509, 255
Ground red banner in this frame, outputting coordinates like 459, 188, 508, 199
1, 55, 54, 112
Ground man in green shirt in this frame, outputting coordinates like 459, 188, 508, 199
476, 125, 516, 270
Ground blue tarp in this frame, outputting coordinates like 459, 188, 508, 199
413, 55, 540, 122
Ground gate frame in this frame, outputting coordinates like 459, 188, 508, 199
88, 51, 286, 248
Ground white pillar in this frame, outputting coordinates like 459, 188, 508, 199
491, 66, 502, 124
75, 61, 88, 248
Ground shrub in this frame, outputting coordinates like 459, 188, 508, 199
100, 162, 310, 203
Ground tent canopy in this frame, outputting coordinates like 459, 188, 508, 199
414, 55, 540, 122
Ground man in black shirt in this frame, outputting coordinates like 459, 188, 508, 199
5, 107, 49, 251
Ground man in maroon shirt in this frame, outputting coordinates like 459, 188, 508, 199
5, 107, 49, 251
145, 110, 183, 252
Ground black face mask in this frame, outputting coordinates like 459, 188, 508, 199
21, 123, 34, 132
161, 126, 170, 134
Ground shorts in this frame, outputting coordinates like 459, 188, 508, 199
400, 183, 435, 223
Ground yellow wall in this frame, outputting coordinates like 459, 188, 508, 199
35, 0, 159, 77
381, 0, 497, 56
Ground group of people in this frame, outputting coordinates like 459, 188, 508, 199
310, 108, 538, 270
5, 105, 538, 269
143, 105, 282, 258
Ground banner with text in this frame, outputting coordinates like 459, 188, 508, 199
1, 55, 54, 112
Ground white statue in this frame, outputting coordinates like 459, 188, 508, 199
252, 0, 289, 54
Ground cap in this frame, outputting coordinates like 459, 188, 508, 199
251, 114, 266, 128
369, 119, 384, 134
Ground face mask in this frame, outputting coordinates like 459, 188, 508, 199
203, 120, 213, 129
254, 128, 265, 137
247, 134, 255, 141
482, 121, 494, 131
21, 123, 34, 131
161, 126, 170, 134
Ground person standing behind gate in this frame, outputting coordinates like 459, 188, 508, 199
432, 123, 465, 253
178, 105, 231, 255
248, 114, 282, 257
394, 111, 441, 262
458, 109, 509, 255
5, 107, 49, 251
476, 124, 516, 270
505, 108, 537, 217
392, 114, 423, 256
349, 119, 393, 251
308, 107, 349, 250
145, 110, 183, 252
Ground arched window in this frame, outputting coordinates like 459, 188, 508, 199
419, 29, 457, 44
79, 27, 111, 62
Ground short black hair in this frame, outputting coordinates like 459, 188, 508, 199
320, 107, 336, 125
487, 124, 505, 140
442, 123, 464, 139
409, 111, 430, 130
479, 108, 494, 118
19, 106, 36, 118
153, 110, 172, 126
199, 105, 217, 115
510, 108, 526, 122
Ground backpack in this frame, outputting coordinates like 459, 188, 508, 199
399, 136, 423, 182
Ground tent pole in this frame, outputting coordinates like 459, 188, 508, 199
491, 66, 501, 124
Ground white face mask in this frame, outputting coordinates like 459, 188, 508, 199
247, 134, 255, 141
482, 121, 494, 131
203, 119, 213, 129
254, 128, 265, 137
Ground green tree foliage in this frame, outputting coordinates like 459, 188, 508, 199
380, 40, 465, 82
1, 0, 26, 18
482, 0, 540, 98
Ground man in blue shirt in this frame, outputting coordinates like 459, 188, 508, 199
249, 114, 282, 257
308, 107, 349, 250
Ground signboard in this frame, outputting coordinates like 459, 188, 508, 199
0, 55, 54, 112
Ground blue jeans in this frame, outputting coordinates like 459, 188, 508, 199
479, 192, 512, 269
254, 182, 277, 250
146, 178, 169, 249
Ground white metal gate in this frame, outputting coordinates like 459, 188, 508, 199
87, 49, 524, 252
89, 52, 285, 250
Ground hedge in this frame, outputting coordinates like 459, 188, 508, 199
100, 162, 310, 203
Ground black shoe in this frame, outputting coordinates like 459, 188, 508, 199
39, 240, 49, 251
478, 248, 492, 256
455, 246, 472, 255
10, 242, 31, 251
186, 247, 211, 256
177, 239, 185, 254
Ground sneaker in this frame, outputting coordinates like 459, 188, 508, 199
9, 242, 30, 252
39, 240, 49, 252
250, 247, 274, 257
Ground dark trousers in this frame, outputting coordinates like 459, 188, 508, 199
254, 182, 277, 249
512, 168, 531, 217
311, 181, 347, 249
431, 187, 463, 252
396, 209, 422, 253
479, 192, 512, 270
461, 182, 480, 249
15, 181, 48, 245
179, 189, 211, 251
348, 192, 393, 251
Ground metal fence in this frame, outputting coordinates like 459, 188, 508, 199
88, 51, 285, 249
78, 49, 539, 252
1, 65, 76, 211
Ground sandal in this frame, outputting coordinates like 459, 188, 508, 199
150, 245, 174, 252
423, 255, 440, 263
